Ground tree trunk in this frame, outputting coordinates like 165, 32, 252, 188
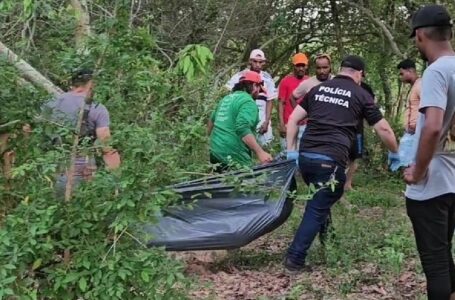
378, 54, 393, 118
0, 41, 63, 96
340, 0, 405, 58
394, 82, 406, 123
330, 0, 345, 57
70, 0, 91, 49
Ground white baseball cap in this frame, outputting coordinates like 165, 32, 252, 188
249, 49, 266, 61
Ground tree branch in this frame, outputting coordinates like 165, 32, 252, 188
0, 41, 63, 96
339, 0, 406, 58
213, 0, 239, 55
70, 0, 91, 49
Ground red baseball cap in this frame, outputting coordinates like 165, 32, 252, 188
239, 71, 267, 93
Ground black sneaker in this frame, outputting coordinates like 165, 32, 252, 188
283, 258, 311, 275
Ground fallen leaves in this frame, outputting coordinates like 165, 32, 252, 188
171, 211, 427, 300
190, 269, 291, 299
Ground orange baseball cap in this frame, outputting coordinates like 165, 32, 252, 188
292, 53, 309, 66
240, 71, 267, 93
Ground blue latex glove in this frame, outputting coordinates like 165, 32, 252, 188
388, 151, 401, 172
287, 150, 299, 164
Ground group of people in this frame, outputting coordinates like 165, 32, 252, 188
0, 3, 454, 299
209, 4, 455, 300
211, 45, 378, 190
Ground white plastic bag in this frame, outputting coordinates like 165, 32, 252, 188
398, 133, 417, 167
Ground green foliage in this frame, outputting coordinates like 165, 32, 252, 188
0, 14, 219, 300
4, 0, 450, 298
176, 44, 214, 81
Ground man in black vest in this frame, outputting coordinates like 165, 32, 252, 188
284, 55, 399, 272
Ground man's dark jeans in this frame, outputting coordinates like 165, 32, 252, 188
286, 156, 346, 266
406, 193, 455, 300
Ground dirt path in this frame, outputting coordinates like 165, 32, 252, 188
174, 173, 427, 299
179, 233, 425, 299
179, 191, 425, 300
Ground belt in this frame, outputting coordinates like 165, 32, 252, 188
301, 152, 335, 161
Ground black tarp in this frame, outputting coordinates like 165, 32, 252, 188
143, 160, 297, 251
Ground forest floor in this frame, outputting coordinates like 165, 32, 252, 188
175, 169, 428, 299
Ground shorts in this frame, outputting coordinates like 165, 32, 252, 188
349, 133, 364, 161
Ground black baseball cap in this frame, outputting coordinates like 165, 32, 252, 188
397, 59, 416, 70
71, 68, 93, 83
410, 4, 453, 37
341, 55, 365, 72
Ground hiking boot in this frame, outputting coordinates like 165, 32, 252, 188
283, 258, 311, 275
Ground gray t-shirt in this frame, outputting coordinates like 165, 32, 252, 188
406, 56, 455, 200
42, 92, 109, 131
42, 91, 110, 175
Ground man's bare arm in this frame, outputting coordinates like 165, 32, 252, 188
290, 94, 298, 108
207, 120, 214, 136
242, 134, 272, 164
373, 119, 399, 153
413, 107, 444, 178
291, 81, 307, 108
96, 127, 121, 170
265, 100, 273, 125
286, 105, 307, 151
277, 100, 285, 133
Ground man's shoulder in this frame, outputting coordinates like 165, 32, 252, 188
89, 102, 108, 116
432, 56, 455, 68
92, 101, 107, 110
226, 70, 247, 88
306, 76, 322, 86
411, 78, 422, 91
425, 56, 455, 76
280, 74, 295, 84
233, 69, 248, 77
233, 91, 253, 100
233, 92, 255, 108
296, 76, 312, 87
261, 71, 274, 81
43, 92, 73, 109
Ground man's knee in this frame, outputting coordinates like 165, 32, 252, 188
420, 249, 452, 276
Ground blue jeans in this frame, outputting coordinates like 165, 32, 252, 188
286, 155, 346, 265
55, 174, 84, 200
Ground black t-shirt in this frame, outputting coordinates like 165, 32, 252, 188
361, 81, 375, 99
299, 75, 383, 167
354, 81, 376, 133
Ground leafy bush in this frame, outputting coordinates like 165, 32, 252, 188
0, 18, 220, 298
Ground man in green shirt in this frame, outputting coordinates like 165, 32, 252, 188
208, 71, 273, 171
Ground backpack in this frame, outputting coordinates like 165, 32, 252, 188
78, 102, 99, 145
42, 97, 99, 148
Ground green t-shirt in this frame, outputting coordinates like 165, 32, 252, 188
210, 91, 259, 166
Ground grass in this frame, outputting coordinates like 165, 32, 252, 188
189, 167, 427, 299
